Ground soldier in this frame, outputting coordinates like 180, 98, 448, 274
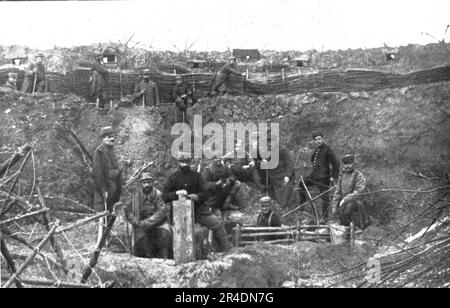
3, 72, 18, 90
298, 131, 339, 221
211, 57, 246, 96
124, 172, 172, 259
163, 153, 233, 252
21, 53, 46, 93
134, 69, 160, 107
92, 126, 123, 213
331, 154, 369, 229
226, 138, 254, 183
0, 144, 32, 177
256, 196, 282, 227
203, 158, 241, 218
89, 53, 108, 110
172, 76, 194, 123
252, 134, 294, 208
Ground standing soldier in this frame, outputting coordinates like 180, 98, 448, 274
90, 53, 108, 110
211, 57, 246, 96
172, 76, 193, 123
331, 154, 369, 230
134, 69, 160, 107
93, 126, 123, 213
298, 131, 340, 222
163, 153, 233, 253
124, 172, 172, 259
21, 53, 46, 93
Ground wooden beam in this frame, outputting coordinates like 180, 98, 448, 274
172, 199, 195, 264
1, 276, 94, 288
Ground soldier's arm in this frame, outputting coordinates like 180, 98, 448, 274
202, 167, 219, 191
172, 87, 179, 101
331, 177, 343, 210
92, 150, 107, 195
196, 173, 208, 203
328, 148, 340, 180
24, 63, 34, 77
154, 84, 161, 106
138, 193, 168, 229
163, 176, 178, 202
343, 172, 366, 202
93, 62, 108, 75
133, 83, 143, 98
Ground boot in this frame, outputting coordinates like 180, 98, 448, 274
214, 227, 233, 252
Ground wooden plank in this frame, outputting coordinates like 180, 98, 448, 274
172, 199, 195, 264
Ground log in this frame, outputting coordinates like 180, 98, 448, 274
0, 236, 24, 288
2, 227, 65, 271
3, 223, 58, 288
240, 231, 329, 238
0, 208, 49, 226
80, 212, 117, 284
1, 276, 94, 288
37, 186, 67, 276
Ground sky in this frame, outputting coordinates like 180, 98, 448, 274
0, 0, 449, 52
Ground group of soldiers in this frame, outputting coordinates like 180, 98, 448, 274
3, 53, 245, 125
91, 124, 369, 259
4, 53, 47, 93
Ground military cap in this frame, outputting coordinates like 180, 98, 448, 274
259, 196, 272, 208
342, 154, 355, 164
139, 172, 153, 182
100, 126, 115, 137
8, 72, 18, 78
176, 151, 192, 161
36, 53, 45, 58
143, 69, 151, 75
312, 131, 323, 139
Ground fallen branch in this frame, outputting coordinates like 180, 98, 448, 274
0, 235, 24, 288
283, 186, 336, 218
1, 276, 95, 288
2, 227, 65, 271
3, 223, 58, 288
81, 211, 117, 284
0, 208, 49, 227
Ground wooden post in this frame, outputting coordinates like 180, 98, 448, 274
172, 199, 195, 264
119, 72, 123, 99
234, 224, 241, 247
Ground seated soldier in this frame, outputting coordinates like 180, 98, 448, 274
256, 196, 282, 227
256, 196, 283, 242
331, 154, 369, 230
124, 172, 172, 259
226, 138, 254, 183
4, 72, 18, 90
203, 158, 241, 219
163, 152, 233, 253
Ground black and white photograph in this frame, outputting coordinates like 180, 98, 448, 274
0, 0, 449, 292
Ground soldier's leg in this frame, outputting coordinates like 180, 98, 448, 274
316, 178, 331, 220
36, 81, 46, 93
154, 226, 172, 259
196, 213, 232, 252
134, 237, 148, 258
339, 200, 358, 226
